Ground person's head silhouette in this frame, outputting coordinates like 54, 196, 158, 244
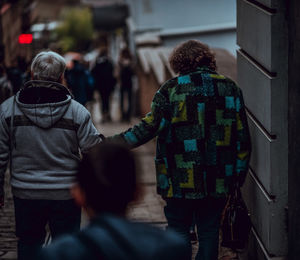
72, 143, 137, 217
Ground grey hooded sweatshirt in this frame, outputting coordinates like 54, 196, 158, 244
0, 80, 102, 200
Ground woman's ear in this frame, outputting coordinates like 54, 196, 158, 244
71, 184, 86, 208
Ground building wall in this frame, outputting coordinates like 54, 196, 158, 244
1, 3, 32, 67
288, 0, 300, 259
35, 0, 80, 22
136, 65, 159, 116
126, 0, 237, 55
127, 0, 236, 32
236, 0, 288, 259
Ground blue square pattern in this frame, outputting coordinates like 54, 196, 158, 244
159, 118, 166, 131
225, 96, 235, 109
201, 74, 214, 96
225, 165, 233, 176
237, 141, 241, 151
158, 174, 169, 190
236, 159, 247, 173
197, 103, 205, 112
236, 97, 241, 112
184, 139, 198, 152
163, 157, 169, 168
165, 128, 172, 143
178, 75, 191, 84
124, 132, 138, 144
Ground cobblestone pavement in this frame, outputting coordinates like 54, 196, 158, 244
0, 171, 18, 260
0, 92, 236, 260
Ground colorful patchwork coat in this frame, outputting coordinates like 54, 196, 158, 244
109, 67, 251, 199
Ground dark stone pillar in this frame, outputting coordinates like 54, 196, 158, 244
0, 4, 4, 64
288, 0, 300, 259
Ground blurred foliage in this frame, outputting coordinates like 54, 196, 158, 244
55, 8, 94, 53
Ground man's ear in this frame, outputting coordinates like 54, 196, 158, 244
58, 74, 64, 84
60, 74, 68, 86
71, 184, 86, 208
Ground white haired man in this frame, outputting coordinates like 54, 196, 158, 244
0, 51, 103, 260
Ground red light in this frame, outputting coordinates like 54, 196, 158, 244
19, 34, 33, 44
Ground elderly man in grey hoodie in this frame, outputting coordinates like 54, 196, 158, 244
0, 51, 103, 260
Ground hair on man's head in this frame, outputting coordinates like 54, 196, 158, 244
31, 51, 66, 82
77, 143, 137, 215
169, 40, 217, 74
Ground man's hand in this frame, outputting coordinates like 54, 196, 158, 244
0, 196, 4, 208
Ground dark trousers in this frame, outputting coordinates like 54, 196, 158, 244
98, 89, 112, 115
164, 197, 226, 260
120, 86, 132, 120
14, 197, 81, 260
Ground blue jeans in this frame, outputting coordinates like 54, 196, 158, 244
164, 197, 226, 260
14, 197, 81, 260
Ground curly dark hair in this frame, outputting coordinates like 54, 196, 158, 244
169, 40, 217, 74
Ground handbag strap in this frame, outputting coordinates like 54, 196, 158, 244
221, 194, 232, 226
221, 185, 242, 225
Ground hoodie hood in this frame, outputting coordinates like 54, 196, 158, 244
16, 80, 72, 129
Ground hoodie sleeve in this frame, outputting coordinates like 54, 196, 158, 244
76, 110, 103, 153
0, 109, 9, 198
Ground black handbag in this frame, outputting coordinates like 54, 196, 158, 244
221, 187, 252, 250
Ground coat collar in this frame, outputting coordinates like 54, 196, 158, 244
180, 66, 217, 76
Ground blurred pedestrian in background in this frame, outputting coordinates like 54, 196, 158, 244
118, 47, 134, 122
0, 64, 13, 104
6, 57, 24, 94
0, 51, 103, 260
91, 47, 116, 123
107, 40, 251, 260
66, 59, 94, 106
38, 143, 189, 260
84, 61, 96, 113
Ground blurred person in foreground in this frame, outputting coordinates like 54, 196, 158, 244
91, 47, 116, 123
118, 46, 134, 122
107, 40, 251, 260
0, 51, 103, 260
38, 143, 189, 260
0, 64, 13, 104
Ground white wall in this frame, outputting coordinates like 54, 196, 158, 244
127, 0, 236, 31
126, 0, 237, 55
